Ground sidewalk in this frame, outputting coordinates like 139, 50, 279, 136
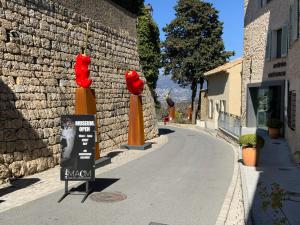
241, 131, 300, 225
0, 135, 168, 213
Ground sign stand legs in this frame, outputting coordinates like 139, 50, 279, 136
58, 181, 92, 203
58, 180, 70, 203
81, 181, 92, 203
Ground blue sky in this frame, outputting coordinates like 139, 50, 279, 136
144, 0, 244, 59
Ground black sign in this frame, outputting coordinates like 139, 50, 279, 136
60, 115, 96, 181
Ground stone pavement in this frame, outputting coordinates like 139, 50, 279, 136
0, 135, 168, 213
241, 131, 300, 225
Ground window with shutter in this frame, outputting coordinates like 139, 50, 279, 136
288, 90, 296, 130
281, 24, 288, 57
289, 5, 293, 48
295, 0, 299, 39
259, 0, 266, 8
266, 31, 272, 60
291, 0, 299, 43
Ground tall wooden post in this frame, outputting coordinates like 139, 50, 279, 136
128, 95, 145, 146
75, 88, 100, 160
168, 106, 176, 122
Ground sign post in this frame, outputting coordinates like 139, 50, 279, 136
58, 115, 96, 203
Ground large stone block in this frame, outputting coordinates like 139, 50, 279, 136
0, 164, 10, 179
9, 161, 27, 177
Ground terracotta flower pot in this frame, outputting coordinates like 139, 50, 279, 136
268, 127, 280, 139
242, 146, 257, 167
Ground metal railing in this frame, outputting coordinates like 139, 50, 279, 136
218, 111, 241, 139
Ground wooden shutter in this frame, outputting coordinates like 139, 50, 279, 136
281, 24, 288, 57
296, 0, 299, 39
266, 31, 272, 60
292, 0, 299, 42
288, 91, 296, 130
289, 5, 293, 48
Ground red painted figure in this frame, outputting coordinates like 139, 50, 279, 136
163, 116, 169, 125
74, 54, 92, 88
125, 70, 144, 95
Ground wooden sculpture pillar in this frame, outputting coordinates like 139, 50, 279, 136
168, 106, 176, 122
75, 88, 100, 160
128, 95, 145, 146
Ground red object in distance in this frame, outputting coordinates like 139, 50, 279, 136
125, 70, 144, 95
74, 54, 92, 88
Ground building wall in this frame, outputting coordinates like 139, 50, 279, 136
0, 0, 158, 183
228, 63, 242, 116
206, 73, 229, 129
243, 0, 300, 157
242, 0, 290, 126
205, 60, 242, 130
286, 38, 300, 156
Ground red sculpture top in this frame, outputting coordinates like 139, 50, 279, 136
74, 54, 92, 88
125, 70, 144, 95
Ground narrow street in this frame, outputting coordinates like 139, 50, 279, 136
0, 126, 234, 225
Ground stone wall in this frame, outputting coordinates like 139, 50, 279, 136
0, 0, 158, 183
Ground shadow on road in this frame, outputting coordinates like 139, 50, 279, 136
158, 128, 175, 136
0, 178, 40, 198
70, 178, 119, 193
106, 151, 123, 159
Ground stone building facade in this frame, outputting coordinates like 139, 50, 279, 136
0, 0, 158, 183
243, 0, 299, 157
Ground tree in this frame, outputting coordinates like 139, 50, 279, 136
162, 0, 233, 123
137, 4, 161, 103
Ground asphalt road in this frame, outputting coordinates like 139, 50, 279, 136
0, 126, 234, 225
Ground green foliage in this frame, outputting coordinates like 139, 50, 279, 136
267, 118, 283, 128
175, 111, 184, 123
162, 0, 233, 87
294, 151, 300, 161
137, 5, 161, 103
258, 182, 291, 225
239, 134, 257, 147
111, 0, 144, 15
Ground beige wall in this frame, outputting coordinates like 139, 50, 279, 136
243, 0, 300, 158
228, 63, 242, 116
206, 61, 242, 129
206, 73, 229, 129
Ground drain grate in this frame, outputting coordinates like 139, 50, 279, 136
89, 192, 127, 203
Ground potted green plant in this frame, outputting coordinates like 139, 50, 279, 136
239, 134, 258, 167
267, 118, 283, 139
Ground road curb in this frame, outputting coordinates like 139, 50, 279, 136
214, 145, 240, 225
239, 147, 253, 225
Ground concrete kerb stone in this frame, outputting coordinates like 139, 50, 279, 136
239, 147, 253, 225
215, 145, 239, 225
161, 123, 244, 225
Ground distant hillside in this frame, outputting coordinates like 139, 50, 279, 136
155, 74, 206, 104
155, 75, 192, 103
